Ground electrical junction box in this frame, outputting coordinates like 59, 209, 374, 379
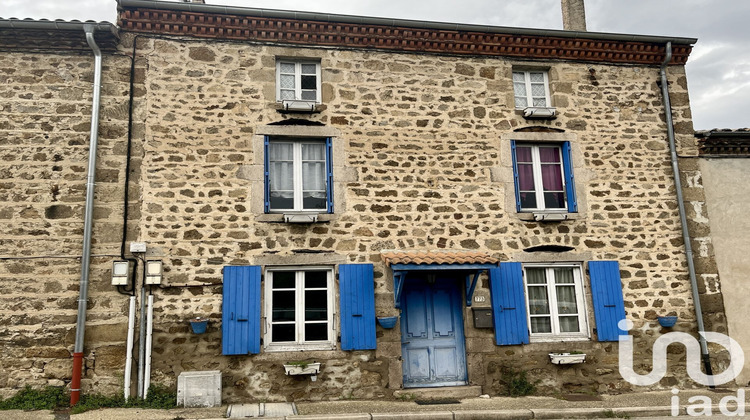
177, 370, 222, 407
130, 242, 147, 253
472, 307, 494, 329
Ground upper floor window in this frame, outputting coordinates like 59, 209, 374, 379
513, 70, 550, 109
265, 137, 333, 213
276, 60, 321, 103
511, 141, 577, 213
524, 264, 588, 339
264, 268, 335, 351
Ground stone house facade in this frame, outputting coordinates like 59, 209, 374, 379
0, 0, 730, 402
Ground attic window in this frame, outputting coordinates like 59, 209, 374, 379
276, 60, 321, 107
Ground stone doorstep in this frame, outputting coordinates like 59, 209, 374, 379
392, 385, 483, 400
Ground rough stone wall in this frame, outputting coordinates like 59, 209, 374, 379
0, 30, 726, 402
0, 48, 135, 397
130, 33, 725, 401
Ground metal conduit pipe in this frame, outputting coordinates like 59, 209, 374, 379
659, 41, 714, 385
71, 24, 104, 406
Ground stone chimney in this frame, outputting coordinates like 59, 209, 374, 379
561, 0, 587, 31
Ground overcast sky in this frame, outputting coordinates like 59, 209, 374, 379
4, 0, 749, 130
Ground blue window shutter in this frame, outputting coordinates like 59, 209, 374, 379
263, 136, 270, 213
326, 137, 334, 214
339, 264, 376, 350
589, 261, 626, 342
511, 140, 521, 212
222, 265, 261, 355
489, 263, 529, 345
562, 141, 577, 213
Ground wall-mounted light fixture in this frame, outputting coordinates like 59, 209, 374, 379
112, 260, 131, 286
145, 260, 163, 285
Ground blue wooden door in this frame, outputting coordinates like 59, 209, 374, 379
401, 274, 467, 388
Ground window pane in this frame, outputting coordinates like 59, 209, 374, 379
526, 268, 546, 284
512, 72, 526, 82
302, 162, 325, 190
305, 290, 327, 321
529, 72, 545, 83
273, 272, 295, 288
305, 323, 328, 341
559, 316, 580, 333
300, 90, 317, 101
301, 63, 317, 74
556, 286, 578, 314
270, 193, 294, 210
518, 163, 535, 191
303, 192, 327, 210
515, 146, 533, 162
520, 192, 537, 209
280, 89, 296, 100
543, 192, 565, 209
527, 286, 549, 315
531, 83, 546, 97
540, 164, 563, 190
302, 143, 325, 160
514, 96, 529, 108
305, 271, 327, 288
554, 268, 574, 284
272, 324, 295, 342
531, 317, 552, 333
301, 75, 317, 90
279, 63, 295, 74
538, 147, 560, 163
532, 97, 547, 107
272, 291, 295, 321
280, 74, 295, 89
514, 82, 527, 97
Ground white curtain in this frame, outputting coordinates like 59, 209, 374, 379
554, 268, 579, 332
302, 143, 326, 198
269, 143, 294, 197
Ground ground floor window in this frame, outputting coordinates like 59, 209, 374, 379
264, 267, 335, 351
523, 264, 588, 340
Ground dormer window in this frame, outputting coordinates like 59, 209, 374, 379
276, 60, 321, 105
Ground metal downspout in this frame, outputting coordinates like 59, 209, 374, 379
659, 41, 714, 385
70, 24, 104, 406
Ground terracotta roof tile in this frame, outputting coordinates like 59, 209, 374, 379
381, 251, 499, 266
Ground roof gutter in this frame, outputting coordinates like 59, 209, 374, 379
116, 0, 696, 45
659, 41, 714, 387
0, 19, 117, 36
70, 23, 104, 407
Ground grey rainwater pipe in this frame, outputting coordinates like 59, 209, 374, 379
70, 24, 104, 406
659, 41, 714, 385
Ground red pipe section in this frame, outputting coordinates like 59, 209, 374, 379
70, 352, 83, 406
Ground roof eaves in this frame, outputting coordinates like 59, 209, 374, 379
116, 0, 696, 46
0, 18, 119, 38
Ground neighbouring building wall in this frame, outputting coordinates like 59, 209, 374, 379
0, 32, 136, 397
699, 157, 750, 386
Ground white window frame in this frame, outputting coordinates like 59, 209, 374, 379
268, 138, 329, 213
264, 267, 336, 352
523, 263, 589, 342
275, 60, 322, 103
513, 70, 551, 109
515, 143, 567, 212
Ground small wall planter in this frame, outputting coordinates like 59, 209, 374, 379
658, 316, 678, 328
190, 318, 208, 334
283, 362, 321, 377
377, 316, 398, 329
549, 352, 586, 365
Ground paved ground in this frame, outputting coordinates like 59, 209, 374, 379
1, 388, 744, 419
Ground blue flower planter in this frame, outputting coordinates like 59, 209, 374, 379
377, 316, 398, 329
190, 319, 208, 334
658, 316, 677, 328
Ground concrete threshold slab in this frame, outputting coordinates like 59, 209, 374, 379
227, 402, 297, 418
392, 385, 482, 400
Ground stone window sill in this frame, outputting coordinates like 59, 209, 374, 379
516, 212, 580, 222
255, 213, 337, 223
